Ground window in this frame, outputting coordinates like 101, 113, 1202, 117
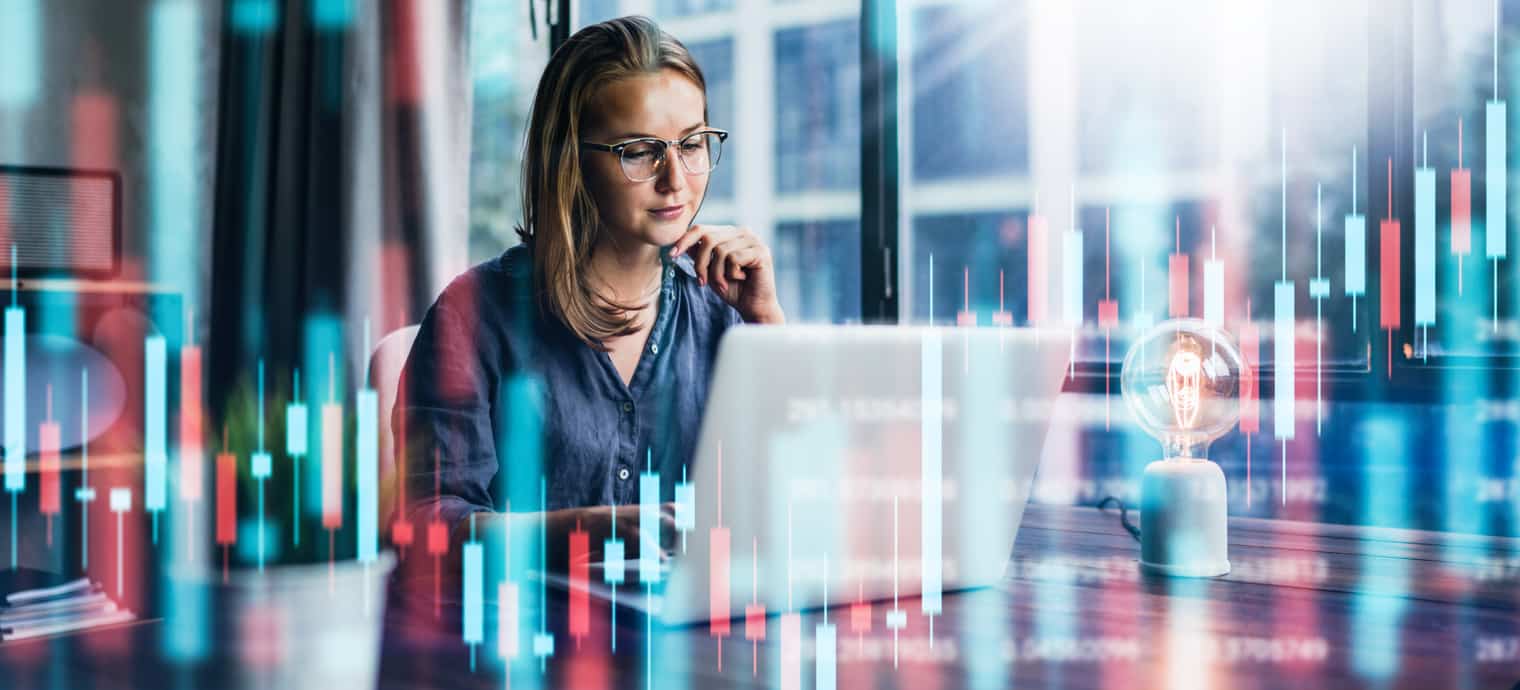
468, 0, 548, 262
686, 38, 735, 203
773, 19, 860, 194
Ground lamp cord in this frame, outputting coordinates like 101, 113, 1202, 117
1097, 496, 1141, 542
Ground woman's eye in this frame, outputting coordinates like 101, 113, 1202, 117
625, 149, 657, 161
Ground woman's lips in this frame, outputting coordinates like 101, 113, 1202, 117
650, 205, 684, 220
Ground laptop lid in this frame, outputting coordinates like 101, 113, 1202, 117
655, 325, 1070, 624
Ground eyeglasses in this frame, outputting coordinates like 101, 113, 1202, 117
581, 129, 728, 182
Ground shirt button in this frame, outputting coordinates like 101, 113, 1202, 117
622, 401, 633, 413
650, 342, 659, 354
618, 467, 631, 481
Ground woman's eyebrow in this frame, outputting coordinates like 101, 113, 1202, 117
610, 123, 707, 140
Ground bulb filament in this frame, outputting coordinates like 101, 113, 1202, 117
1166, 349, 1203, 431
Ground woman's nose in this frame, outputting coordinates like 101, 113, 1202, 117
654, 147, 687, 193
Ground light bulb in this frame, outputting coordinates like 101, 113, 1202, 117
1120, 318, 1245, 461
1120, 318, 1249, 577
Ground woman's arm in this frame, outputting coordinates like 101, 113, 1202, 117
462, 502, 678, 571
397, 270, 677, 572
396, 279, 503, 541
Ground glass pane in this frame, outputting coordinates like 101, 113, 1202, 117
776, 219, 861, 321
774, 19, 860, 194
656, 0, 735, 18
686, 38, 735, 201
910, 3, 1028, 181
576, 0, 622, 27
468, 0, 548, 262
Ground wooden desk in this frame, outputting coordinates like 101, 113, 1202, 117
6, 504, 1519, 689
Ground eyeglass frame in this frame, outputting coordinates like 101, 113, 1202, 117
580, 128, 729, 182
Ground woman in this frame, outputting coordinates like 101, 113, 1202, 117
396, 16, 783, 570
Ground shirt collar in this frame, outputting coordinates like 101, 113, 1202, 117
664, 251, 699, 280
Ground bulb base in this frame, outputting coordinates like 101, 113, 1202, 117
1138, 457, 1230, 578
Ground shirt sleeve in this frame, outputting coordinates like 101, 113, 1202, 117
394, 272, 503, 540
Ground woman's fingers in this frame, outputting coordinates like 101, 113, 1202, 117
675, 226, 719, 279
695, 231, 738, 287
706, 237, 743, 291
668, 225, 710, 258
725, 244, 763, 279
692, 236, 714, 286
603, 505, 678, 559
712, 236, 761, 292
676, 226, 756, 287
717, 243, 766, 287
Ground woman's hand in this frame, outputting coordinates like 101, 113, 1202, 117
544, 503, 678, 570
669, 225, 786, 324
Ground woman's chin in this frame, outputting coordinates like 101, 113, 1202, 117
643, 219, 690, 245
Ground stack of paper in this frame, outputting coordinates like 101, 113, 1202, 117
0, 576, 136, 641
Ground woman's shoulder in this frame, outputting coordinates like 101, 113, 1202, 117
432, 244, 534, 311
411, 245, 543, 375
417, 244, 545, 352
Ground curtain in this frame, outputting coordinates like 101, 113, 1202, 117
207, 0, 472, 558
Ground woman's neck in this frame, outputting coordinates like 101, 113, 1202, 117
587, 235, 664, 304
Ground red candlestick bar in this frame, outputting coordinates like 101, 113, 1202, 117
1453, 118, 1472, 293
568, 524, 589, 644
391, 371, 412, 548
1168, 216, 1189, 317
39, 413, 60, 543
709, 526, 731, 637
1380, 158, 1401, 379
216, 452, 237, 546
179, 346, 203, 502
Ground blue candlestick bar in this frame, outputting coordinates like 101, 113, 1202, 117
5, 275, 24, 569
1488, 100, 1507, 261
674, 466, 694, 553
145, 335, 167, 543
252, 359, 272, 571
639, 466, 661, 585
356, 387, 377, 562
358, 319, 378, 565
1415, 137, 1437, 337
1346, 147, 1367, 331
1275, 280, 1296, 509
1062, 230, 1083, 327
286, 369, 308, 546
604, 501, 625, 651
1490, 99, 1508, 327
4, 303, 25, 492
110, 487, 132, 597
76, 368, 95, 568
463, 514, 483, 670
1275, 283, 1296, 440
920, 330, 943, 626
1205, 225, 1225, 327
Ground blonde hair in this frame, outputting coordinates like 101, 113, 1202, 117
515, 15, 708, 347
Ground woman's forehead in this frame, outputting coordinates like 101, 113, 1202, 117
587, 69, 706, 138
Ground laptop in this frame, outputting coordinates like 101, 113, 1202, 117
547, 324, 1071, 625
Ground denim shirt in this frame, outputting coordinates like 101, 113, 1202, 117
395, 244, 743, 536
